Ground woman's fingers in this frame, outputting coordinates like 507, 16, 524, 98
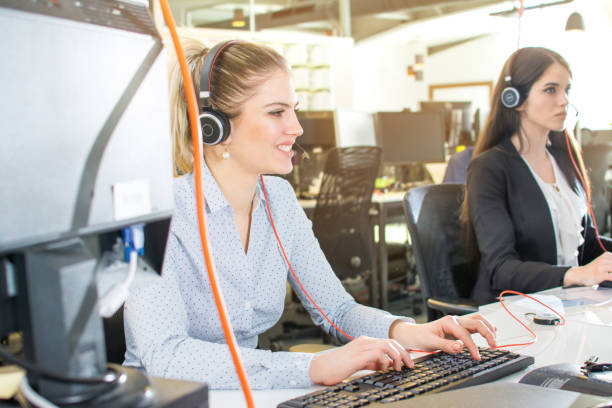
460, 315, 498, 347
362, 338, 412, 371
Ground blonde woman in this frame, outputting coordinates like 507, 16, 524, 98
124, 38, 497, 389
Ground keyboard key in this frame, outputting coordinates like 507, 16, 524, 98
277, 349, 535, 408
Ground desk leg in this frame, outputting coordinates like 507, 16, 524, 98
378, 202, 389, 310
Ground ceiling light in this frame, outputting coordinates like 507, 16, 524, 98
565, 11, 585, 31
232, 8, 246, 28
414, 54, 424, 69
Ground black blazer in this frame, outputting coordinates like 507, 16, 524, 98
466, 133, 612, 303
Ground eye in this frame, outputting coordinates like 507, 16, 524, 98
269, 110, 284, 117
544, 87, 556, 94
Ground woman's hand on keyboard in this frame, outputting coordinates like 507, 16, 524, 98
309, 336, 414, 385
390, 314, 497, 360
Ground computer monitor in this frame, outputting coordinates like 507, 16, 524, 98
420, 101, 473, 147
375, 111, 446, 164
0, 2, 175, 405
334, 109, 377, 147
296, 110, 337, 148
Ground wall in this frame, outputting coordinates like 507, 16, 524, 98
351, 0, 612, 131
351, 40, 428, 112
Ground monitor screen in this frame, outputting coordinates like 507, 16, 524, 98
334, 109, 377, 147
375, 111, 446, 164
0, 4, 174, 255
297, 111, 336, 148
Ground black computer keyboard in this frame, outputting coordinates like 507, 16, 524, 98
278, 348, 534, 407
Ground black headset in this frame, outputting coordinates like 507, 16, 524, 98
198, 40, 239, 145
500, 49, 523, 109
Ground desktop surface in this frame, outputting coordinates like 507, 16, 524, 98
209, 286, 612, 407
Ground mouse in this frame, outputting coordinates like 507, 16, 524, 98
599, 280, 612, 288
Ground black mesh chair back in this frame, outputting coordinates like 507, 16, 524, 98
312, 146, 381, 282
403, 183, 478, 321
582, 144, 612, 234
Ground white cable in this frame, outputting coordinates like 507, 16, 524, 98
99, 250, 137, 318
19, 376, 59, 408
123, 250, 137, 288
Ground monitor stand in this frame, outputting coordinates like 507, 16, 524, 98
86, 365, 209, 408
9, 240, 208, 408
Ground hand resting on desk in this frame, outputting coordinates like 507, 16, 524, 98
308, 314, 497, 386
564, 252, 612, 287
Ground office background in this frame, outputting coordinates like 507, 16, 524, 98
1, 0, 612, 407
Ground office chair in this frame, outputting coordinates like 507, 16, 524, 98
266, 147, 382, 351
403, 183, 478, 321
312, 146, 382, 287
582, 144, 612, 235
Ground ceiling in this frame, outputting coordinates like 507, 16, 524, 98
167, 0, 576, 43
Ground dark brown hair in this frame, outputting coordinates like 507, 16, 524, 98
461, 47, 590, 257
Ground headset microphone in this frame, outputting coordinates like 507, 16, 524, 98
293, 143, 310, 161
570, 103, 580, 117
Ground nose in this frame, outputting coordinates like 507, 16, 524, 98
288, 111, 303, 137
560, 91, 569, 107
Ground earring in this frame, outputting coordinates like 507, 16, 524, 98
222, 147, 230, 160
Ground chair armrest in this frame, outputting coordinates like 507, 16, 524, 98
427, 297, 479, 316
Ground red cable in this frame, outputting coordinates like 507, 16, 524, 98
399, 290, 567, 354
260, 176, 355, 341
492, 290, 565, 349
158, 2, 254, 406
261, 176, 572, 358
564, 130, 607, 253
260, 176, 465, 355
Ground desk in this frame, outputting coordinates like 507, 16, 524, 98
299, 191, 406, 309
210, 286, 612, 407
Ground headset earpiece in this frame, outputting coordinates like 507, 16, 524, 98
501, 50, 522, 109
199, 109, 230, 146
501, 85, 521, 109
198, 40, 239, 146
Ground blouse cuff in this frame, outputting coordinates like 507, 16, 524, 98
268, 351, 314, 389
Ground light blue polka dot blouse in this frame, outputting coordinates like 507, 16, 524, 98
123, 160, 414, 389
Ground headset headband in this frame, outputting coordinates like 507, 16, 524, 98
198, 40, 240, 111
504, 49, 522, 85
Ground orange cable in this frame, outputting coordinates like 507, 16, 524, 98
158, 2, 254, 406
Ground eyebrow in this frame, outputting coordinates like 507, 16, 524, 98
542, 82, 560, 87
264, 102, 300, 108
